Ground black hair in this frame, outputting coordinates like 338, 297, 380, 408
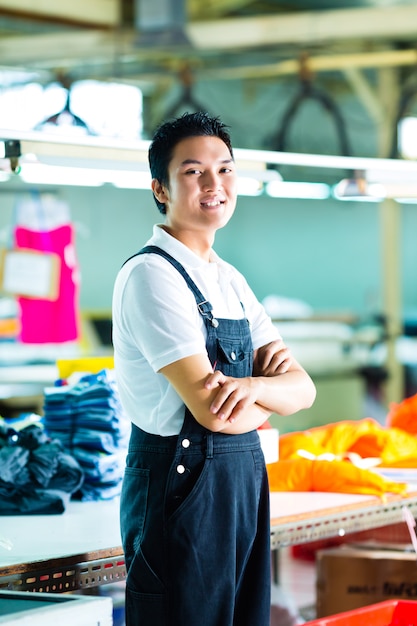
148, 111, 234, 214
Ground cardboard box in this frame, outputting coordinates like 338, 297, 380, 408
316, 543, 417, 618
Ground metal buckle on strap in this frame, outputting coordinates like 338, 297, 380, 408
197, 300, 212, 315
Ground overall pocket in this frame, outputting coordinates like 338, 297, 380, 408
120, 467, 149, 565
216, 337, 253, 376
125, 549, 167, 626
122, 466, 167, 621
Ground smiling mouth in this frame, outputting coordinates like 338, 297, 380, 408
200, 200, 225, 208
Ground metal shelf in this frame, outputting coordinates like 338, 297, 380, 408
0, 550, 126, 593
270, 492, 417, 549
1, 493, 416, 594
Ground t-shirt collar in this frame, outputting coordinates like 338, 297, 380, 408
150, 224, 223, 269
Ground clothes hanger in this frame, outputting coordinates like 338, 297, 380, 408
34, 74, 93, 135
159, 65, 209, 122
271, 53, 352, 157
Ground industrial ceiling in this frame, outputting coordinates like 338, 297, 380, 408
1, 1, 417, 87
1, 0, 417, 150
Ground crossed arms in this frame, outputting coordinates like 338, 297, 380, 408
159, 339, 316, 434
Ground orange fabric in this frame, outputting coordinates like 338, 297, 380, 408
278, 417, 417, 466
268, 394, 417, 494
267, 458, 407, 497
387, 393, 417, 434
351, 428, 417, 466
278, 418, 378, 460
269, 414, 417, 495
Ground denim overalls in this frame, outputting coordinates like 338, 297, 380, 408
120, 246, 271, 626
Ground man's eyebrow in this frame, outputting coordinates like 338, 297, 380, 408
180, 158, 202, 166
179, 158, 234, 166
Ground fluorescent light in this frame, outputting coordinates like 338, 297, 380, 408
0, 141, 5, 159
334, 176, 366, 199
234, 147, 417, 173
112, 170, 152, 189
266, 181, 330, 199
236, 166, 282, 195
398, 117, 417, 160
20, 163, 103, 187
366, 168, 417, 183
365, 167, 417, 198
333, 192, 381, 202
368, 182, 417, 199
367, 183, 387, 198
395, 198, 417, 204
333, 178, 417, 201
2, 129, 417, 199
236, 166, 282, 182
18, 163, 152, 189
333, 175, 384, 202
2, 128, 417, 174
237, 177, 263, 196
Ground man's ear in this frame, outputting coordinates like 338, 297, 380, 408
152, 179, 169, 203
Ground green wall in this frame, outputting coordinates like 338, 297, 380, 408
2, 183, 416, 321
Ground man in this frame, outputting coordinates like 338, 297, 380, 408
112, 111, 316, 625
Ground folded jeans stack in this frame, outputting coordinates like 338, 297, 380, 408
43, 369, 130, 501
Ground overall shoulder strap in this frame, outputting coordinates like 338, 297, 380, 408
125, 245, 213, 317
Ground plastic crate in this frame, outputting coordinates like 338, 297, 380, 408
306, 600, 417, 625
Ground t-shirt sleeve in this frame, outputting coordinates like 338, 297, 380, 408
117, 257, 207, 372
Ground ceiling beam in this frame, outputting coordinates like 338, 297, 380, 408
203, 48, 417, 80
0, 0, 120, 27
2, 4, 417, 80
1, 31, 417, 82
342, 67, 385, 126
186, 4, 417, 49
0, 30, 135, 68
188, 0, 254, 20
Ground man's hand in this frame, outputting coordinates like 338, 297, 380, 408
204, 339, 293, 424
205, 372, 260, 424
253, 339, 292, 377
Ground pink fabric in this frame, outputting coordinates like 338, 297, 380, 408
15, 224, 80, 344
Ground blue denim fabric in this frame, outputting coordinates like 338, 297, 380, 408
120, 247, 271, 626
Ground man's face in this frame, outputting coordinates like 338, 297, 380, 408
154, 135, 238, 235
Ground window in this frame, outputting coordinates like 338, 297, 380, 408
0, 76, 143, 140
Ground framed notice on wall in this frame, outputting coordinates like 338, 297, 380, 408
0, 248, 61, 301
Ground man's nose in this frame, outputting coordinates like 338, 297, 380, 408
201, 171, 220, 190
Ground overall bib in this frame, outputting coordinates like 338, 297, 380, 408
120, 246, 271, 626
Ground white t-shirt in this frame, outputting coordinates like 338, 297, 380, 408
112, 225, 280, 436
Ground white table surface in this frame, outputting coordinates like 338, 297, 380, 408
270, 491, 374, 519
0, 500, 122, 567
2, 490, 416, 569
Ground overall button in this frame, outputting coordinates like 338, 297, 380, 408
181, 438, 190, 448
230, 351, 237, 360
176, 464, 186, 474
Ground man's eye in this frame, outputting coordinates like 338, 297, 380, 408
185, 169, 200, 175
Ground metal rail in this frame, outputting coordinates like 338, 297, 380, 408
0, 552, 126, 593
2, 494, 417, 594
270, 494, 417, 549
